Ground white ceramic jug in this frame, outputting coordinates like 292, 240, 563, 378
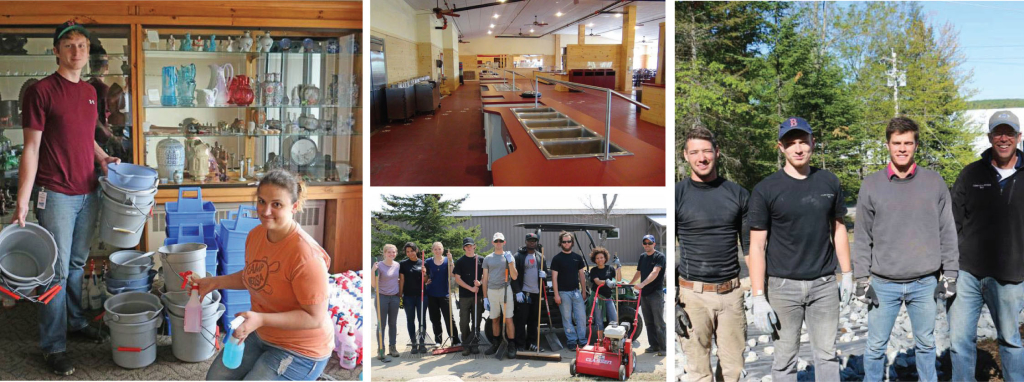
207, 63, 233, 105
196, 88, 218, 107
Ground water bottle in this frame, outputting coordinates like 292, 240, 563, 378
339, 325, 358, 370
183, 273, 202, 333
222, 316, 246, 369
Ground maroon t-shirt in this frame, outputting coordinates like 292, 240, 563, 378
21, 73, 99, 195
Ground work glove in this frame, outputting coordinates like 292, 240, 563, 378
613, 256, 622, 269
935, 275, 957, 300
484, 298, 490, 311
855, 278, 878, 307
516, 292, 526, 303
750, 294, 778, 335
538, 270, 546, 279
676, 303, 692, 338
840, 272, 854, 310
605, 279, 617, 289
503, 252, 514, 264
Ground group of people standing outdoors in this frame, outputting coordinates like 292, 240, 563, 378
676, 112, 1024, 381
373, 230, 668, 362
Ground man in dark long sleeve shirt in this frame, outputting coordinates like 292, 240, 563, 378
852, 117, 959, 382
675, 126, 749, 381
947, 111, 1024, 382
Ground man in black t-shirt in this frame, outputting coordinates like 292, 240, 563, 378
630, 234, 666, 356
675, 126, 749, 380
453, 237, 485, 356
550, 231, 588, 350
399, 242, 429, 354
748, 117, 854, 381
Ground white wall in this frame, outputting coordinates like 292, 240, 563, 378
460, 34, 556, 56
559, 34, 621, 47
369, 0, 418, 42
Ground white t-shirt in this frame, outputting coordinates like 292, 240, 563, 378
993, 165, 1017, 180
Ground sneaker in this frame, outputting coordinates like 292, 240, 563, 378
462, 346, 472, 356
645, 346, 659, 354
528, 344, 539, 352
567, 343, 577, 351
471, 343, 480, 354
484, 342, 500, 356
418, 344, 428, 354
69, 325, 109, 344
507, 343, 517, 359
43, 352, 74, 376
411, 344, 420, 355
389, 345, 400, 357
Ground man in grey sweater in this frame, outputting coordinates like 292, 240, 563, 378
853, 117, 959, 382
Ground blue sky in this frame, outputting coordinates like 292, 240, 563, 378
920, 1, 1024, 100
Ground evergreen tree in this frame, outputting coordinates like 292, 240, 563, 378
371, 194, 485, 261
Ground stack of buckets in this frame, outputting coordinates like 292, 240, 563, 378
216, 206, 261, 330
164, 187, 219, 277
160, 187, 224, 362
105, 250, 156, 296
99, 163, 158, 249
103, 292, 164, 368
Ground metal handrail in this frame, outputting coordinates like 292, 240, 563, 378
535, 75, 650, 160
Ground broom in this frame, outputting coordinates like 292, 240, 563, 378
516, 248, 561, 361
432, 250, 463, 355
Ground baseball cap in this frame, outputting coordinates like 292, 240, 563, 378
492, 232, 505, 242
462, 237, 475, 246
525, 233, 539, 241
989, 110, 1020, 132
54, 21, 90, 47
642, 234, 656, 244
778, 117, 813, 140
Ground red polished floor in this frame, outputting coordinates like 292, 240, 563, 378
370, 80, 665, 186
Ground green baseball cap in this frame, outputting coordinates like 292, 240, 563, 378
54, 20, 90, 46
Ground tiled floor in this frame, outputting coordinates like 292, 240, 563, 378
369, 80, 665, 186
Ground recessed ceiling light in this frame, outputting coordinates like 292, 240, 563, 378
615, 14, 622, 18
556, 12, 563, 17
487, 30, 492, 34
530, 28, 535, 33
493, 14, 500, 18
588, 23, 594, 27
490, 24, 495, 28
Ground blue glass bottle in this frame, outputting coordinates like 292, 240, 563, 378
161, 66, 178, 106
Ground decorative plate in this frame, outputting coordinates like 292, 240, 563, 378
289, 137, 317, 166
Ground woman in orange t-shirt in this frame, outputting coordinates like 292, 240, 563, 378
197, 169, 333, 380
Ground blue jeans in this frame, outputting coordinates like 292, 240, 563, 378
864, 277, 937, 382
948, 270, 1024, 382
558, 290, 587, 346
36, 188, 100, 354
403, 295, 426, 345
594, 296, 617, 329
206, 332, 329, 381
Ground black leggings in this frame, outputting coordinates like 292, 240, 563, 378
427, 294, 460, 344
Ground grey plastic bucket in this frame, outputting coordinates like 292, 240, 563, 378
103, 291, 163, 324
108, 250, 155, 279
99, 176, 157, 206
105, 270, 157, 295
0, 223, 57, 286
105, 314, 162, 369
158, 244, 207, 293
161, 289, 221, 317
167, 302, 225, 362
99, 193, 154, 249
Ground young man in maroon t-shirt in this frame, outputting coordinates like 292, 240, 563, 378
10, 21, 120, 376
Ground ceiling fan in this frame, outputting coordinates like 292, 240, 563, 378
527, 15, 549, 27
587, 28, 599, 37
432, 0, 460, 19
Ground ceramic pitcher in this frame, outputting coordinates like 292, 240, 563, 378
197, 88, 218, 107
207, 63, 233, 105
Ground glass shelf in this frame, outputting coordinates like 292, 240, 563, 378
142, 104, 359, 109
0, 73, 128, 78
0, 53, 129, 58
142, 50, 349, 59
143, 131, 359, 138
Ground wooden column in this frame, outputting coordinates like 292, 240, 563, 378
578, 24, 586, 45
656, 22, 665, 85
554, 34, 562, 71
618, 5, 637, 92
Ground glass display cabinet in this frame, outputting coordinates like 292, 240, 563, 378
139, 27, 361, 187
0, 24, 134, 220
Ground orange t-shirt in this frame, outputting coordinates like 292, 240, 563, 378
242, 224, 334, 358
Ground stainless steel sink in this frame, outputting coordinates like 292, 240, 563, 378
511, 107, 556, 114
538, 139, 632, 159
516, 112, 567, 120
522, 119, 582, 128
530, 127, 600, 140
